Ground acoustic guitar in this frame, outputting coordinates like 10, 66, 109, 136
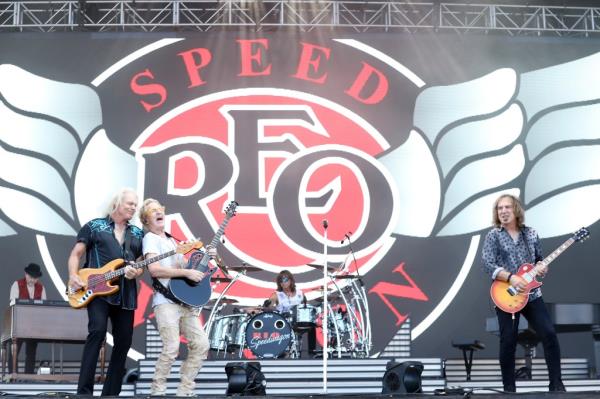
490, 227, 589, 314
168, 201, 238, 307
67, 240, 203, 308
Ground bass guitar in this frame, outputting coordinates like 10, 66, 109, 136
169, 201, 238, 307
490, 227, 589, 313
67, 240, 203, 309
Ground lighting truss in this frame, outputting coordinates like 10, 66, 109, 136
0, 1, 598, 36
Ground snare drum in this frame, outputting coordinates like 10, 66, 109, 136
209, 314, 248, 351
245, 312, 292, 359
291, 304, 319, 328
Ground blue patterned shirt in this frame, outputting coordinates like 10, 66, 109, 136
76, 216, 144, 309
481, 225, 543, 299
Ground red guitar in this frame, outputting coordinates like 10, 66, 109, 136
490, 227, 589, 314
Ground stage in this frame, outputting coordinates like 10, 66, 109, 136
2, 357, 600, 397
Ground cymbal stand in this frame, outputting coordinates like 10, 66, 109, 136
325, 302, 343, 358
328, 276, 357, 353
205, 270, 245, 333
349, 278, 372, 356
288, 332, 300, 359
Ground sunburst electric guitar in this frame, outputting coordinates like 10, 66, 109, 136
490, 227, 589, 314
168, 201, 238, 307
67, 240, 203, 309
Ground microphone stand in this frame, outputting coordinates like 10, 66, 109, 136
322, 219, 328, 394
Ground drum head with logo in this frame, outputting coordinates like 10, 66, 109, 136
245, 311, 292, 359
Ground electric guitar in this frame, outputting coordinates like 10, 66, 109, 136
67, 240, 203, 309
490, 227, 589, 313
168, 201, 238, 307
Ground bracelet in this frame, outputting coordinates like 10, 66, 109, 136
507, 273, 513, 282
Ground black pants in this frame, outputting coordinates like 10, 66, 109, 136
295, 326, 317, 357
7, 339, 37, 374
77, 298, 134, 396
496, 296, 563, 391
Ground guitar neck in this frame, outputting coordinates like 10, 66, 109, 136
209, 215, 232, 248
104, 250, 176, 281
192, 215, 233, 269
534, 237, 576, 273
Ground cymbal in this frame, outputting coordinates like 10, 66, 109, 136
211, 276, 233, 283
227, 264, 263, 272
236, 306, 264, 313
307, 263, 337, 271
312, 293, 341, 302
206, 297, 238, 305
333, 274, 360, 279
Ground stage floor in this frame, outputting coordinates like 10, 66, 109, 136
2, 357, 600, 396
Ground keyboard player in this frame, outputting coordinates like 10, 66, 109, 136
7, 263, 47, 374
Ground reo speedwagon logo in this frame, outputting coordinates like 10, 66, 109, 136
123, 38, 408, 301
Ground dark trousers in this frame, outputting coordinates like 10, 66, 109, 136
77, 298, 134, 396
496, 297, 563, 391
7, 339, 37, 374
296, 326, 317, 357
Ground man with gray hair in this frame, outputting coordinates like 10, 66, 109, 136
67, 188, 144, 396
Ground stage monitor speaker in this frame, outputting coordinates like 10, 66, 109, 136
123, 368, 139, 383
381, 360, 424, 394
225, 361, 266, 396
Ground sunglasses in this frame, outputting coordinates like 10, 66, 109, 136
280, 276, 290, 283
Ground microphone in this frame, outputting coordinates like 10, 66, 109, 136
322, 219, 328, 229
340, 231, 352, 244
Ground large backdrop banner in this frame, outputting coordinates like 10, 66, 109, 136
1, 31, 599, 362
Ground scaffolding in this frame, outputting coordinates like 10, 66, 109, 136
0, 1, 599, 36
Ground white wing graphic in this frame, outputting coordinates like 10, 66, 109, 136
382, 53, 600, 239
0, 65, 136, 236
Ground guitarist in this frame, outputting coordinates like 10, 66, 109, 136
67, 188, 144, 396
139, 198, 215, 396
481, 193, 565, 392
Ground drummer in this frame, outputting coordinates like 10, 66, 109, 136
266, 270, 316, 357
267, 270, 304, 313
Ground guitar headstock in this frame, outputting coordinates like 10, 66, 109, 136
573, 227, 590, 242
224, 201, 238, 218
176, 240, 204, 254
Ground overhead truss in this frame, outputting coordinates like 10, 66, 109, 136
0, 1, 599, 36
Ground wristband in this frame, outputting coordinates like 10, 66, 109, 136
507, 273, 513, 282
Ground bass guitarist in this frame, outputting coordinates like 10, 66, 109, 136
67, 188, 144, 396
481, 193, 565, 392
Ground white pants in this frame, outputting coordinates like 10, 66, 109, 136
151, 303, 209, 396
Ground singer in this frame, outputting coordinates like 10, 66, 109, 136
481, 194, 564, 392
265, 270, 316, 357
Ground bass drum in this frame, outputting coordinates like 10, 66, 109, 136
245, 312, 292, 359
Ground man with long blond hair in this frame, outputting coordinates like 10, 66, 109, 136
139, 198, 212, 396
481, 193, 564, 392
67, 188, 144, 395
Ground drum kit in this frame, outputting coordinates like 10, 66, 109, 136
204, 264, 372, 359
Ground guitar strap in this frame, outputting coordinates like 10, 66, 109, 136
151, 231, 183, 304
521, 226, 536, 264
123, 227, 133, 261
